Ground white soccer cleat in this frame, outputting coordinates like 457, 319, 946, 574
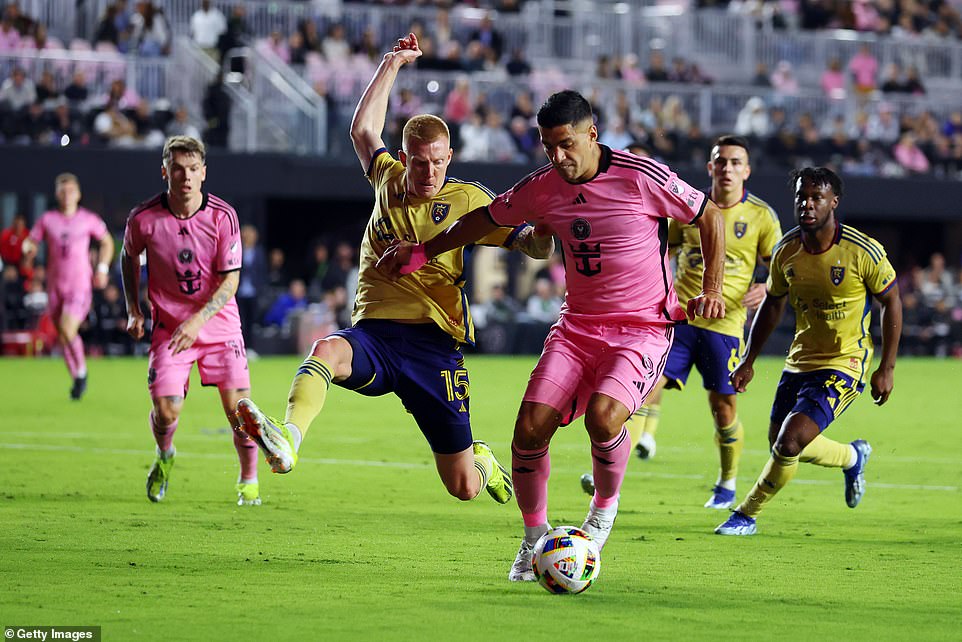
636, 432, 656, 460
581, 501, 617, 550
508, 538, 537, 582
236, 398, 298, 474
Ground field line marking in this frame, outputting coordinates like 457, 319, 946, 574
2, 442, 957, 492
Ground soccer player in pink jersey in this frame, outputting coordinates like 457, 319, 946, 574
22, 173, 114, 400
379, 90, 727, 581
120, 135, 261, 506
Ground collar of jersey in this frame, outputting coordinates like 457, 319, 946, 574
161, 191, 209, 219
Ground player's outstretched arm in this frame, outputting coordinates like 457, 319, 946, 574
730, 292, 786, 392
120, 247, 145, 340
377, 206, 501, 279
510, 224, 555, 259
169, 270, 240, 355
688, 200, 726, 319
871, 283, 902, 406
350, 32, 421, 172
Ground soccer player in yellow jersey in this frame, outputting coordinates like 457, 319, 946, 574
716, 166, 902, 535
235, 33, 552, 506
581, 136, 781, 510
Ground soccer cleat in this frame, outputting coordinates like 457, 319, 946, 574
580, 473, 595, 496
581, 501, 617, 550
146, 448, 175, 502
236, 398, 298, 474
704, 485, 736, 510
635, 432, 656, 460
70, 375, 87, 400
236, 482, 262, 506
844, 439, 872, 508
473, 440, 513, 504
714, 510, 757, 535
508, 538, 537, 582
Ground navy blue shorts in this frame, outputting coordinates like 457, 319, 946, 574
662, 324, 742, 394
332, 320, 472, 455
770, 369, 864, 432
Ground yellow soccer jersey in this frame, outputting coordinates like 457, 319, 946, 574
353, 149, 522, 344
768, 223, 897, 380
671, 191, 782, 338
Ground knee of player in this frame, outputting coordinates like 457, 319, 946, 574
583, 405, 625, 439
310, 336, 351, 374
152, 406, 180, 427
444, 476, 479, 501
772, 437, 803, 458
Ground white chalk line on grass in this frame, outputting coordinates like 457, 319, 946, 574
2, 442, 957, 492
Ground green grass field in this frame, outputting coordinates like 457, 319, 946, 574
1, 355, 960, 641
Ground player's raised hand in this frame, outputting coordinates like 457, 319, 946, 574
730, 360, 754, 393
741, 283, 766, 310
687, 289, 725, 320
389, 32, 421, 65
168, 315, 204, 355
870, 365, 894, 406
126, 311, 145, 341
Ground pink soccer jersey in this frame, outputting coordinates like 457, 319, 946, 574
488, 146, 706, 323
29, 207, 109, 295
123, 192, 243, 343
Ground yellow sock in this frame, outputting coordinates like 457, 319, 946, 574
626, 406, 648, 449
716, 417, 744, 482
284, 356, 333, 436
644, 403, 661, 437
799, 434, 854, 468
737, 447, 799, 518
473, 454, 493, 499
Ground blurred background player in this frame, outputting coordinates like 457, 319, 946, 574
581, 135, 782, 510
235, 33, 551, 506
717, 167, 902, 536
22, 173, 114, 400
121, 135, 260, 506
378, 90, 726, 581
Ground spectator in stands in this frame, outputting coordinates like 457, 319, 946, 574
903, 66, 926, 94
461, 39, 487, 72
893, 131, 930, 174
264, 278, 308, 328
93, 98, 137, 147
469, 12, 504, 61
770, 60, 800, 97
190, 0, 226, 59
288, 30, 308, 65
866, 103, 900, 143
751, 62, 771, 87
645, 51, 670, 82
93, 4, 120, 47
0, 13, 21, 51
505, 47, 531, 76
165, 105, 201, 139
820, 57, 846, 99
508, 115, 540, 162
237, 224, 267, 347
64, 71, 89, 105
920, 253, 954, 306
3, 2, 35, 37
524, 277, 563, 324
34, 71, 59, 104
48, 99, 85, 145
203, 70, 231, 148
599, 115, 633, 151
848, 44, 878, 95
218, 5, 250, 69
734, 96, 770, 137
267, 247, 289, 301
89, 283, 129, 355
0, 213, 29, 270
0, 66, 35, 111
880, 62, 904, 92
321, 23, 351, 64
474, 283, 521, 329
130, 1, 171, 56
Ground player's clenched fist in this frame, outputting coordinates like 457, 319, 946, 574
127, 311, 145, 340
730, 360, 754, 393
687, 289, 725, 320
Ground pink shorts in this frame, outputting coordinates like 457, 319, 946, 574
148, 329, 250, 398
523, 315, 674, 425
48, 287, 92, 324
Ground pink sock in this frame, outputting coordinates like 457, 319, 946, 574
512, 442, 550, 527
70, 336, 86, 377
590, 426, 631, 509
233, 430, 258, 481
150, 411, 178, 453
62, 338, 79, 378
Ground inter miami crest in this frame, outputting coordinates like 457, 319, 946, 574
734, 221, 747, 239
178, 248, 194, 264
830, 265, 845, 286
571, 218, 591, 240
431, 201, 451, 224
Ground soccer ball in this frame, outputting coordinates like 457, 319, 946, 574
531, 526, 601, 594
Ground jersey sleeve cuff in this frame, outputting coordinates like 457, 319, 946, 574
689, 196, 708, 223
874, 280, 896, 297
502, 223, 528, 248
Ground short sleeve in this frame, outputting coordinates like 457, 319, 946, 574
639, 162, 707, 224
864, 250, 897, 296
28, 215, 46, 244
767, 245, 789, 297
89, 214, 109, 242
216, 209, 242, 272
123, 217, 143, 256
365, 148, 399, 188
758, 207, 782, 259
487, 174, 538, 227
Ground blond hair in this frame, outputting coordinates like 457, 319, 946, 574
163, 135, 206, 166
402, 114, 450, 150
54, 173, 79, 188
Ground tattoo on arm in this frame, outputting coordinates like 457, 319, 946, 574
513, 226, 555, 259
199, 271, 239, 322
